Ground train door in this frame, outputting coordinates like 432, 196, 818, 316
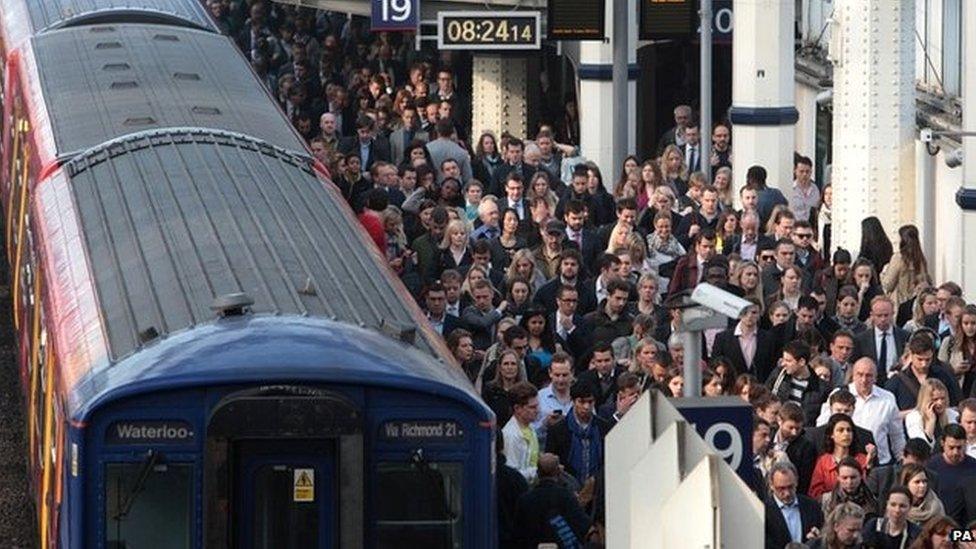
234, 440, 335, 549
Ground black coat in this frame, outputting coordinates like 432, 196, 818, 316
547, 313, 594, 361
497, 459, 529, 549
711, 327, 778, 382
533, 277, 597, 316
578, 366, 627, 406
766, 367, 831, 427
337, 135, 392, 171
764, 493, 823, 549
514, 478, 591, 549
804, 423, 876, 455
785, 433, 819, 496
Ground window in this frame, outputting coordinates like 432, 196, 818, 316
917, 0, 962, 97
105, 461, 193, 549
374, 462, 463, 549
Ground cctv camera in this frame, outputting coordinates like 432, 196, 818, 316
690, 283, 753, 319
946, 148, 963, 169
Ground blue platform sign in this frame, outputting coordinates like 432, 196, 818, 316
372, 0, 419, 32
672, 396, 753, 485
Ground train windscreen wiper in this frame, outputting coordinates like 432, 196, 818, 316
113, 450, 160, 521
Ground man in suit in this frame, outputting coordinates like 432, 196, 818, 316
761, 238, 814, 296
772, 402, 819, 495
764, 461, 824, 548
675, 185, 721, 249
667, 229, 718, 296
851, 295, 909, 383
927, 425, 976, 526
682, 118, 703, 173
885, 330, 962, 410
424, 282, 462, 337
534, 249, 597, 315
367, 161, 405, 208
583, 277, 633, 347
461, 280, 507, 350
711, 301, 777, 382
723, 211, 772, 262
769, 296, 824, 364
338, 115, 392, 174
490, 137, 537, 197
562, 199, 600, 273
656, 104, 692, 154
549, 285, 594, 361
499, 173, 529, 220
577, 343, 625, 405
388, 104, 428, 165
425, 118, 473, 183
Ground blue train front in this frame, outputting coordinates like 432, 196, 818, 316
77, 315, 494, 549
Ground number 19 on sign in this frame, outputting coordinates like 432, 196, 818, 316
372, 0, 418, 31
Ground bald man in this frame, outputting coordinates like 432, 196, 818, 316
514, 453, 591, 547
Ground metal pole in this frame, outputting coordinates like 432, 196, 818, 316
681, 330, 702, 397
612, 0, 629, 169
700, 0, 713, 182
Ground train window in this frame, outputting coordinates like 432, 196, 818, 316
104, 460, 193, 549
374, 461, 463, 549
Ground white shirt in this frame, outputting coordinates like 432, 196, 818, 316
904, 408, 960, 447
817, 383, 905, 465
533, 386, 573, 444
968, 439, 976, 460
555, 310, 576, 339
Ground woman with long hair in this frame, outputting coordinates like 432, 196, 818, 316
664, 365, 684, 398
861, 487, 921, 548
905, 287, 940, 332
503, 277, 533, 321
899, 464, 945, 525
809, 413, 873, 498
713, 166, 734, 211
702, 368, 725, 397
819, 457, 878, 521
938, 304, 976, 398
849, 258, 883, 321
488, 207, 526, 270
732, 261, 765, 310
645, 210, 686, 289
659, 144, 689, 196
446, 329, 480, 383
715, 210, 739, 255
834, 285, 868, 335
473, 131, 503, 184
481, 349, 526, 426
904, 379, 959, 451
630, 338, 665, 391
504, 249, 547, 293
881, 224, 932, 307
527, 170, 559, 212
636, 160, 663, 212
586, 164, 616, 226
767, 300, 792, 328
911, 515, 959, 549
807, 502, 866, 549
519, 307, 555, 370
859, 216, 894, 274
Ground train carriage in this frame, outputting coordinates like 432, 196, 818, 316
0, 2, 497, 548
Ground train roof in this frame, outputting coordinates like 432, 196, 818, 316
31, 24, 304, 158
37, 129, 450, 391
26, 0, 215, 33
70, 316, 490, 422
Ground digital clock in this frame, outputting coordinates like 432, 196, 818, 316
437, 11, 542, 50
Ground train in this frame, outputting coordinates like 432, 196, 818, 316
0, 1, 495, 547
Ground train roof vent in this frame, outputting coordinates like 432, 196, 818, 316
153, 34, 180, 42
379, 318, 416, 345
122, 116, 156, 126
95, 41, 123, 49
138, 326, 159, 344
90, 26, 116, 33
110, 81, 139, 90
173, 72, 201, 81
191, 106, 221, 115
211, 293, 255, 318
103, 63, 131, 72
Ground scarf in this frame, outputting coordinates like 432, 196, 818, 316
646, 233, 685, 257
566, 411, 603, 484
824, 483, 877, 519
908, 489, 945, 524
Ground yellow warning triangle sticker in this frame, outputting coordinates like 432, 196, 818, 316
295, 471, 313, 487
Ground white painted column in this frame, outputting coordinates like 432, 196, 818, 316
829, 0, 915, 255
471, 55, 529, 144
730, 0, 796, 194
578, 0, 637, 184
959, 0, 976, 299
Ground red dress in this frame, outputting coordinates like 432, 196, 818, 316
807, 452, 869, 498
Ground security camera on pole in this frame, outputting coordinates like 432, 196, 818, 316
667, 283, 752, 397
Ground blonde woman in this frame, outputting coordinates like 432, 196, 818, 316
504, 249, 547, 292
659, 144, 688, 196
732, 260, 765, 311
904, 378, 958, 449
437, 219, 473, 277
713, 166, 734, 210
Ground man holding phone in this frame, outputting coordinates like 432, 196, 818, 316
534, 353, 575, 447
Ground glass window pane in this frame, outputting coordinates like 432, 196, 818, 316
374, 462, 462, 549
252, 465, 320, 549
105, 462, 193, 549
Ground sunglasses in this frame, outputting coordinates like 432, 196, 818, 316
760, 255, 776, 262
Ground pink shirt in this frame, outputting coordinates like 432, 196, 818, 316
735, 322, 757, 368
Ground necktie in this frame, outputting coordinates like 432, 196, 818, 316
878, 331, 888, 372
690, 147, 697, 169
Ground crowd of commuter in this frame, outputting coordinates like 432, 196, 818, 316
204, 1, 976, 547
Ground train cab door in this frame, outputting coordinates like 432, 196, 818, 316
235, 440, 335, 549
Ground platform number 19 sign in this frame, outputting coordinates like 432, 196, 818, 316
372, 0, 419, 32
